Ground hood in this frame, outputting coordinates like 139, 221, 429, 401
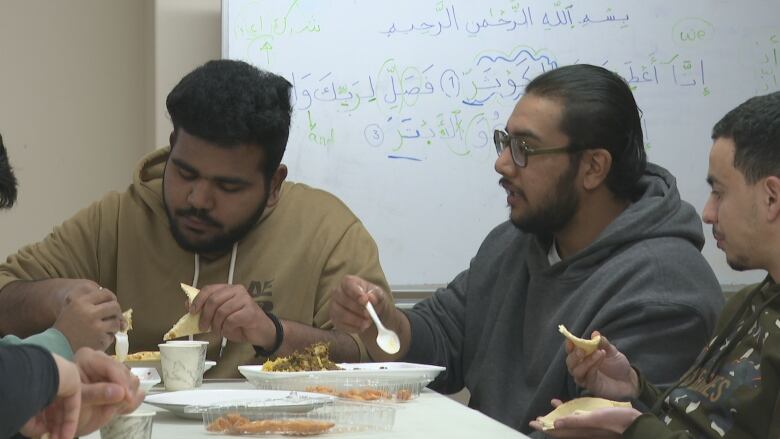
132, 146, 168, 210
538, 162, 706, 273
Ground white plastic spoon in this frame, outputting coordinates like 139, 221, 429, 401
365, 301, 401, 354
114, 331, 129, 362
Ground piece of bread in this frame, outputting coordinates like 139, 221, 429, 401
163, 283, 206, 341
558, 324, 601, 355
122, 308, 133, 331
538, 397, 632, 430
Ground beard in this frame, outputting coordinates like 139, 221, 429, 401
725, 258, 750, 272
511, 160, 580, 237
164, 189, 269, 255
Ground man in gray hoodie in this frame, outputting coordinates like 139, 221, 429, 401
330, 64, 724, 435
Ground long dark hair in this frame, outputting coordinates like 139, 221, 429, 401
526, 64, 647, 200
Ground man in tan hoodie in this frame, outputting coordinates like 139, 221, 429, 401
0, 60, 389, 377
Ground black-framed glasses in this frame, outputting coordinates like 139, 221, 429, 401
494, 129, 573, 167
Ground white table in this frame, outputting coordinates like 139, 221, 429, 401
84, 381, 529, 438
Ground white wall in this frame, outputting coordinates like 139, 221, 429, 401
0, 0, 221, 258
0, 0, 151, 257
152, 0, 221, 147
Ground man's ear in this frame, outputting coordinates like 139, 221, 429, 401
581, 148, 612, 191
169, 130, 177, 149
266, 164, 288, 208
763, 176, 780, 222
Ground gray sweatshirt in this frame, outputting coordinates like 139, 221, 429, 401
403, 164, 724, 435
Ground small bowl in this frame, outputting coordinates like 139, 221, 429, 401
130, 367, 161, 392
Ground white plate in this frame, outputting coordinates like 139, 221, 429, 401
130, 367, 161, 392
238, 362, 445, 386
145, 389, 335, 419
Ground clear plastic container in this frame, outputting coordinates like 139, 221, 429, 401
255, 376, 426, 402
191, 400, 395, 435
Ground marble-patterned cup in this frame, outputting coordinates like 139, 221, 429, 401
100, 411, 155, 439
158, 340, 209, 391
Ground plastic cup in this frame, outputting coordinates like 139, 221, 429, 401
100, 411, 155, 439
158, 340, 209, 391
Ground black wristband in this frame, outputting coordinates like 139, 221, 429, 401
253, 309, 284, 358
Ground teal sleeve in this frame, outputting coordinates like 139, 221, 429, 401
0, 327, 74, 360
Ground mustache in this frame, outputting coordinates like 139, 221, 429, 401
175, 208, 222, 228
499, 178, 525, 198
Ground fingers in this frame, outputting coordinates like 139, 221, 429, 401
94, 301, 122, 329
528, 419, 545, 432
117, 387, 146, 415
568, 349, 605, 387
75, 348, 141, 406
330, 299, 370, 332
56, 389, 81, 439
340, 275, 373, 303
81, 382, 126, 405
213, 297, 250, 335
599, 335, 620, 359
552, 407, 639, 436
189, 284, 222, 315
197, 285, 246, 332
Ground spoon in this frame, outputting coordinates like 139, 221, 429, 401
114, 331, 129, 362
115, 308, 132, 362
365, 301, 401, 354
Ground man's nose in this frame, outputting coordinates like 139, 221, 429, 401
495, 147, 516, 176
701, 197, 716, 224
187, 180, 215, 210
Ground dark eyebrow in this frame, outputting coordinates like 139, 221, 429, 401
171, 158, 251, 186
706, 175, 718, 187
505, 126, 541, 142
171, 158, 197, 174
213, 176, 251, 186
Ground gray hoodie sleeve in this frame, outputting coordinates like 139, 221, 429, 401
402, 268, 470, 394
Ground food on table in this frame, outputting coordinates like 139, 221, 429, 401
207, 413, 335, 435
558, 324, 602, 355
122, 308, 133, 331
123, 351, 161, 361
537, 397, 632, 430
304, 385, 413, 401
163, 283, 204, 340
261, 343, 343, 372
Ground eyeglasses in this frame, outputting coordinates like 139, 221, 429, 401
494, 129, 573, 167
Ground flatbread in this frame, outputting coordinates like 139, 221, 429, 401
122, 308, 133, 331
538, 397, 632, 430
163, 283, 206, 341
558, 324, 601, 355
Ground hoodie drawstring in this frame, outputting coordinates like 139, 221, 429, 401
190, 242, 238, 358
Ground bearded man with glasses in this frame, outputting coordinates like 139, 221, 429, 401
330, 64, 724, 436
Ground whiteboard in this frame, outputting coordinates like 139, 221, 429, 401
223, 0, 779, 288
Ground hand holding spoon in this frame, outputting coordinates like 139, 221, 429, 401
365, 301, 401, 354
